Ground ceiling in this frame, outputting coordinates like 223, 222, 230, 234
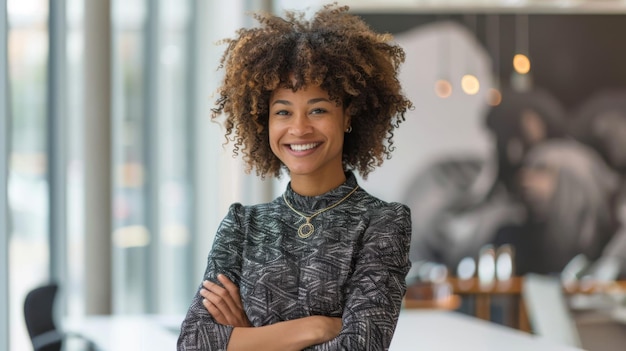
341, 0, 626, 14
356, 11, 626, 110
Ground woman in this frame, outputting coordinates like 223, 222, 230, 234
178, 4, 413, 351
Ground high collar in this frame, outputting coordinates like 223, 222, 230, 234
283, 171, 359, 213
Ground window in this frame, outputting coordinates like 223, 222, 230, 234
7, 0, 50, 349
65, 0, 85, 318
1, 2, 276, 349
111, 0, 196, 314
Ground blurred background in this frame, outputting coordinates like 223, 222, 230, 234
2, 1, 626, 350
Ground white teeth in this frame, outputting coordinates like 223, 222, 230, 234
290, 143, 319, 151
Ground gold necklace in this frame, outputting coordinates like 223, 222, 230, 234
283, 185, 359, 238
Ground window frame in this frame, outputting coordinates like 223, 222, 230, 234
48, 0, 67, 295
1, 0, 11, 348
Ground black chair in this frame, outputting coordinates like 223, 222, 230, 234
23, 283, 96, 351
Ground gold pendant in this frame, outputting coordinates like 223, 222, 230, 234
298, 222, 315, 238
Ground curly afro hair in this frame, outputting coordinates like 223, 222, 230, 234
212, 3, 412, 179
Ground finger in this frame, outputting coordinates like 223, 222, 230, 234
205, 277, 241, 316
201, 286, 235, 326
203, 291, 250, 327
203, 277, 249, 327
205, 293, 241, 326
203, 298, 228, 325
199, 282, 211, 297
201, 281, 234, 315
200, 281, 238, 326
201, 281, 228, 307
217, 274, 243, 308
202, 280, 226, 295
203, 286, 233, 310
203, 280, 234, 306
202, 274, 250, 327
203, 286, 238, 324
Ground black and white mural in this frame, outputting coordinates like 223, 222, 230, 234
356, 13, 626, 282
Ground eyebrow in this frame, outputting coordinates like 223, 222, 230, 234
271, 97, 331, 106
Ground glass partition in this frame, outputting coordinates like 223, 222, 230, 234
65, 0, 85, 318
111, 0, 195, 314
111, 0, 150, 313
154, 0, 194, 313
7, 0, 50, 349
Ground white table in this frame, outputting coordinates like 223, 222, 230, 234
65, 310, 584, 351
390, 310, 584, 350
63, 314, 180, 351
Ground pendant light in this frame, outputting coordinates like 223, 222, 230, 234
434, 15, 453, 99
486, 14, 502, 106
461, 13, 480, 96
511, 13, 532, 91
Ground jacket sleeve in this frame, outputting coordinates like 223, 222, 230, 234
311, 203, 412, 351
177, 204, 246, 351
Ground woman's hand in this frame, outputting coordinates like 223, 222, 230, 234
201, 274, 251, 327
308, 316, 342, 344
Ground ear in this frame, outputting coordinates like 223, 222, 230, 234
343, 109, 352, 131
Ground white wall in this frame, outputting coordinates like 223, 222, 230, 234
358, 21, 495, 203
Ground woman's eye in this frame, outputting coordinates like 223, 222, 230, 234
310, 108, 327, 115
274, 110, 290, 116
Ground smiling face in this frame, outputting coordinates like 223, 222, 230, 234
269, 85, 350, 194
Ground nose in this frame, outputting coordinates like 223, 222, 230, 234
288, 113, 312, 136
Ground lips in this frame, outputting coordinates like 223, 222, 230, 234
289, 143, 320, 152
